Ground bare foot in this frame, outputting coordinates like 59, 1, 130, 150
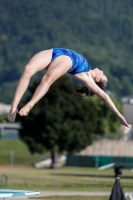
18, 103, 33, 116
8, 108, 18, 122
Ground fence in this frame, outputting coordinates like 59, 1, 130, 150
66, 137, 133, 168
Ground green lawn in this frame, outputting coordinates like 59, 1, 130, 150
0, 140, 43, 166
0, 140, 132, 199
0, 166, 132, 193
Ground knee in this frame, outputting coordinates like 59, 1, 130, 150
23, 64, 34, 77
42, 73, 55, 85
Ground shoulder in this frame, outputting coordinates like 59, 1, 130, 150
74, 71, 92, 82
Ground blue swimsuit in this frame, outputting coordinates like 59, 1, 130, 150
51, 48, 90, 75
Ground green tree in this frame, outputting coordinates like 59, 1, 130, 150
18, 75, 121, 167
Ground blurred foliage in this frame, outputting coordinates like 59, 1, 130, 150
0, 0, 133, 103
0, 115, 7, 123
18, 76, 121, 155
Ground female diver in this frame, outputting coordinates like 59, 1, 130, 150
8, 48, 129, 127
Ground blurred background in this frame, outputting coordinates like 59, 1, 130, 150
0, 0, 133, 199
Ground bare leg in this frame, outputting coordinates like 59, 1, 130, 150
18, 55, 72, 116
8, 49, 53, 121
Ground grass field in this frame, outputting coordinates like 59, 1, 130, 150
0, 166, 133, 192
0, 140, 132, 199
0, 140, 43, 166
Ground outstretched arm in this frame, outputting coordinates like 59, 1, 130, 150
74, 72, 129, 127
100, 93, 129, 127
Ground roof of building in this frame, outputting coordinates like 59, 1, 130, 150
0, 122, 21, 129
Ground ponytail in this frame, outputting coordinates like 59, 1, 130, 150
73, 79, 107, 97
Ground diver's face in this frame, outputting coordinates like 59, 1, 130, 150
94, 68, 107, 82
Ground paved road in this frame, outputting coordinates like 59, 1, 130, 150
39, 191, 110, 197
8, 191, 111, 200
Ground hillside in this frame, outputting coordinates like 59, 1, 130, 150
0, 0, 133, 103
0, 140, 41, 165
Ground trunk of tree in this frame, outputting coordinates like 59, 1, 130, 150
51, 151, 56, 168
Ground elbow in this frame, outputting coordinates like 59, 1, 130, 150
101, 93, 110, 101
